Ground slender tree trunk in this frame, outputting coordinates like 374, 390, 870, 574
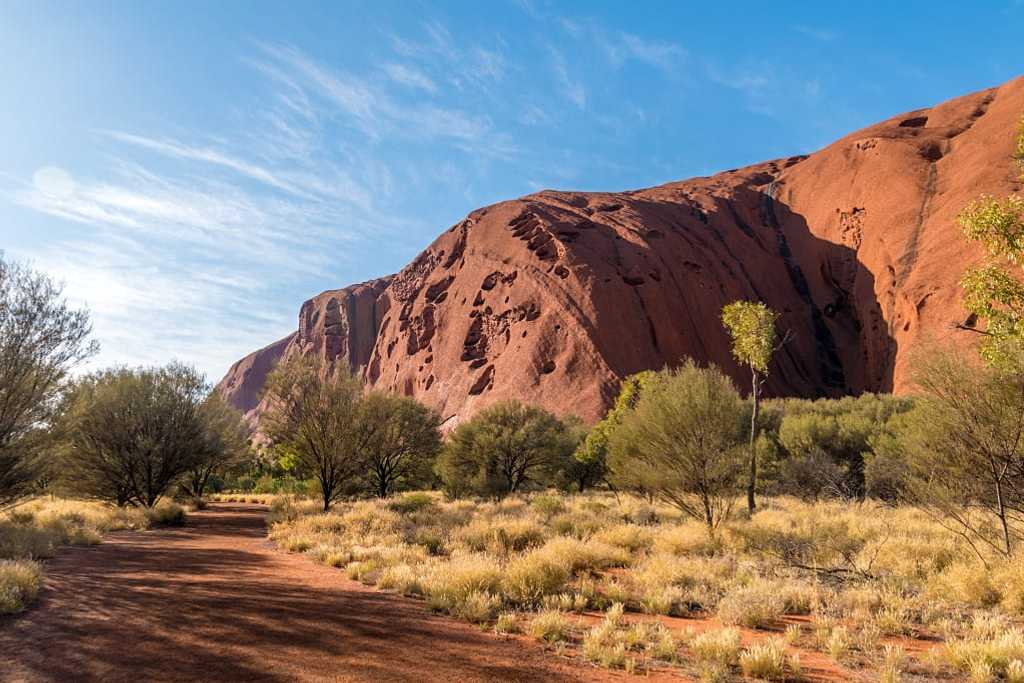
996, 478, 1012, 556
748, 368, 760, 514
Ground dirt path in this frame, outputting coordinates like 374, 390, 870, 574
0, 503, 623, 682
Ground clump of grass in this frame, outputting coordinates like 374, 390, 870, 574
2, 499, 149, 560
717, 582, 784, 628
879, 644, 904, 683
593, 523, 653, 553
526, 609, 573, 643
456, 517, 546, 555
422, 554, 502, 611
503, 551, 570, 605
652, 521, 720, 556
452, 590, 501, 624
531, 494, 566, 519
690, 627, 742, 668
826, 625, 852, 662
495, 611, 520, 634
145, 502, 186, 526
0, 560, 42, 614
377, 564, 424, 596
581, 602, 678, 671
739, 638, 792, 680
945, 627, 1024, 679
389, 492, 435, 514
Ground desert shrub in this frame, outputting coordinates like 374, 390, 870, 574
535, 536, 629, 573
145, 502, 186, 526
1, 499, 148, 560
455, 517, 546, 555
766, 393, 913, 501
690, 627, 742, 668
422, 554, 503, 611
945, 628, 1024, 678
717, 582, 784, 628
526, 609, 573, 643
593, 523, 653, 553
608, 361, 746, 529
389, 492, 435, 514
900, 349, 1024, 559
376, 564, 423, 596
583, 603, 678, 670
0, 523, 57, 559
530, 494, 565, 519
574, 372, 655, 497
652, 521, 721, 556
494, 611, 520, 634
0, 559, 42, 614
503, 551, 570, 605
452, 590, 501, 624
436, 400, 578, 498
739, 638, 791, 680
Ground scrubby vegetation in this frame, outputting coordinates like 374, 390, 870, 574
0, 498, 158, 613
266, 487, 1024, 679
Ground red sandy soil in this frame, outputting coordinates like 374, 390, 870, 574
0, 503, 630, 683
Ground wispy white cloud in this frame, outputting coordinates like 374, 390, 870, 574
704, 62, 824, 119
793, 25, 839, 42
101, 130, 312, 197
550, 48, 586, 109
559, 18, 686, 72
382, 62, 438, 93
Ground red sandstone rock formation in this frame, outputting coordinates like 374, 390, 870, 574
218, 77, 1024, 428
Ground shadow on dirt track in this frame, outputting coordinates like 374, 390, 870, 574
0, 503, 613, 683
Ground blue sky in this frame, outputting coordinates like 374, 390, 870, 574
1, 1, 1021, 381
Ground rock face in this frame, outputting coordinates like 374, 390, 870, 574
218, 77, 1024, 428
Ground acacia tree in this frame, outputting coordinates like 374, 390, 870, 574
437, 400, 576, 498
901, 349, 1024, 561
721, 301, 781, 513
261, 355, 363, 511
62, 363, 209, 507
0, 256, 96, 510
574, 371, 654, 493
607, 360, 746, 529
179, 392, 251, 499
957, 117, 1024, 367
357, 391, 441, 498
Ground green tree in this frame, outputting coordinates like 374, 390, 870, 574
0, 256, 96, 510
770, 394, 913, 499
900, 348, 1024, 561
61, 363, 210, 507
261, 355, 364, 511
958, 117, 1024, 367
436, 400, 575, 498
721, 300, 780, 512
179, 392, 251, 500
573, 371, 654, 492
357, 391, 441, 498
607, 360, 746, 529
